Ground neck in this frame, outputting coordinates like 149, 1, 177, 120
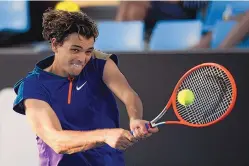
45, 58, 69, 78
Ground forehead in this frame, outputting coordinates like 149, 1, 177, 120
63, 33, 94, 48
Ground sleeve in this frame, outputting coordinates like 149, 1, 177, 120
13, 78, 50, 115
92, 50, 119, 78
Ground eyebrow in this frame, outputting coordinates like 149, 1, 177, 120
71, 45, 94, 50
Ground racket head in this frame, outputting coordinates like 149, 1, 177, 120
171, 63, 237, 127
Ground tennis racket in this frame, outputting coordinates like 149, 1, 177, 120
143, 62, 237, 130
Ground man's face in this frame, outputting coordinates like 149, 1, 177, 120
52, 33, 94, 77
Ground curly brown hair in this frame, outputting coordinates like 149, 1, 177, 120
42, 8, 99, 45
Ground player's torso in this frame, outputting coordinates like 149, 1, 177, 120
37, 70, 124, 166
40, 62, 119, 131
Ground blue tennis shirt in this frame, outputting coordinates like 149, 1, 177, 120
13, 51, 125, 166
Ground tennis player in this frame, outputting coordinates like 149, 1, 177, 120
12, 9, 158, 166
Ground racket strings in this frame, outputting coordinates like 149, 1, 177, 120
176, 66, 233, 125
191, 71, 229, 123
192, 68, 230, 123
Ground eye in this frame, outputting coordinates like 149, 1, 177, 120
86, 50, 93, 55
71, 49, 80, 53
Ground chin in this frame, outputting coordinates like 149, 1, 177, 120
70, 71, 81, 77
68, 67, 83, 77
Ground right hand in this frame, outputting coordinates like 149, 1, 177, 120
104, 129, 136, 151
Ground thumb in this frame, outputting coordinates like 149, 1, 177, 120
148, 127, 159, 133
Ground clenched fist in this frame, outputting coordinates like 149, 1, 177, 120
104, 128, 136, 151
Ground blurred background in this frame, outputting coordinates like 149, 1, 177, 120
0, 0, 249, 166
0, 0, 248, 50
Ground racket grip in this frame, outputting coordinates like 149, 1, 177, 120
145, 123, 151, 130
130, 123, 151, 135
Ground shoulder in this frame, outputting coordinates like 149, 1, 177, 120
92, 50, 119, 66
14, 70, 41, 95
13, 71, 50, 115
85, 50, 119, 79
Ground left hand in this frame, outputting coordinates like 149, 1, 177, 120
129, 119, 158, 140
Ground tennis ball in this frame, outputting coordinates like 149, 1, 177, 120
177, 89, 195, 106
55, 1, 80, 12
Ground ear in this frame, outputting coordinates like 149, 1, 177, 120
51, 38, 58, 53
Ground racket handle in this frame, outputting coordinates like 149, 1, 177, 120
130, 123, 151, 135
145, 123, 151, 129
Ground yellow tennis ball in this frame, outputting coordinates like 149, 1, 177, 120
177, 89, 195, 106
55, 1, 80, 12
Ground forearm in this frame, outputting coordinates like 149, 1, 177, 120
219, 11, 249, 48
102, 58, 143, 120
124, 91, 143, 120
49, 129, 107, 154
24, 100, 108, 155
191, 31, 212, 49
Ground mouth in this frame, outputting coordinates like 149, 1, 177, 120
72, 64, 83, 68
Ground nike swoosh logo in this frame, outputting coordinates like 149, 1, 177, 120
76, 81, 87, 91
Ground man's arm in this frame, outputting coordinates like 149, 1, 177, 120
219, 10, 249, 48
103, 58, 143, 120
102, 58, 159, 139
24, 99, 134, 154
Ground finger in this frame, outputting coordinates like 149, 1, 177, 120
141, 132, 152, 140
122, 138, 134, 147
132, 128, 139, 138
116, 144, 127, 151
134, 127, 144, 139
124, 131, 137, 143
137, 128, 151, 140
139, 123, 149, 134
118, 138, 134, 149
138, 125, 149, 135
116, 140, 129, 151
148, 127, 159, 133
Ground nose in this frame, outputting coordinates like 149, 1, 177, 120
75, 54, 85, 64
77, 53, 91, 65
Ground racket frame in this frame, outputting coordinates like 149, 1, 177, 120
148, 63, 237, 128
